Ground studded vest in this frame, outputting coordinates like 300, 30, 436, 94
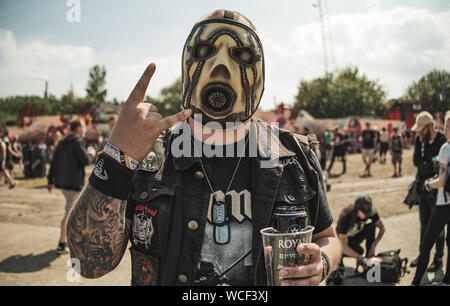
125, 120, 329, 286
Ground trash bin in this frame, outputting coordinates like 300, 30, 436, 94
22, 147, 33, 178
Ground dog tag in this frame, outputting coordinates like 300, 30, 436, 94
214, 224, 230, 245
212, 200, 226, 225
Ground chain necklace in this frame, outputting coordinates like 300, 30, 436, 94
192, 135, 249, 245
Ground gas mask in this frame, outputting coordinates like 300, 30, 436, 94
181, 15, 265, 125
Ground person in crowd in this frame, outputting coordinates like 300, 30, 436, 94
336, 195, 385, 266
390, 127, 403, 177
99, 114, 119, 151
318, 131, 327, 171
0, 132, 15, 189
404, 130, 412, 149
9, 135, 24, 175
47, 119, 95, 253
324, 128, 333, 160
410, 111, 447, 273
412, 111, 450, 286
327, 127, 348, 176
360, 122, 377, 177
379, 127, 389, 164
1, 129, 16, 187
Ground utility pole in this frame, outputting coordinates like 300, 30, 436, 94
44, 80, 48, 99
313, 0, 335, 76
33, 77, 49, 98
313, 0, 328, 75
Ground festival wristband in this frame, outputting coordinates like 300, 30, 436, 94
103, 142, 140, 171
320, 251, 331, 282
89, 152, 135, 200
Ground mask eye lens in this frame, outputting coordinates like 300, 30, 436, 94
193, 43, 214, 59
232, 47, 255, 65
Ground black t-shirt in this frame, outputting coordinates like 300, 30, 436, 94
333, 133, 348, 156
193, 136, 333, 285
194, 137, 254, 286
392, 135, 402, 153
362, 130, 376, 149
336, 210, 379, 237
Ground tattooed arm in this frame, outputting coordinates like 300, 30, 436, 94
67, 183, 131, 278
426, 162, 448, 190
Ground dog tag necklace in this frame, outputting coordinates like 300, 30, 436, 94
193, 136, 249, 245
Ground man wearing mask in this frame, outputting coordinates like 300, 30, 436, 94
410, 111, 446, 274
66, 10, 341, 286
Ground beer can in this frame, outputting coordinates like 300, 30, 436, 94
273, 206, 308, 233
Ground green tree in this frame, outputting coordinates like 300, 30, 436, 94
402, 69, 450, 114
293, 66, 387, 118
86, 65, 107, 102
146, 78, 183, 117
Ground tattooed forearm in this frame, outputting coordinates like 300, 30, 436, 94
428, 163, 449, 189
67, 183, 130, 278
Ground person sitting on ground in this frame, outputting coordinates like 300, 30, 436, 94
336, 195, 385, 268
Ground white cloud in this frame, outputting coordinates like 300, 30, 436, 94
0, 29, 95, 98
260, 6, 450, 110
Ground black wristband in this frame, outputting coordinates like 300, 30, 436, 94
320, 251, 331, 282
89, 152, 135, 200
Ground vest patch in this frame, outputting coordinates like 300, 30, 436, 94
132, 205, 155, 249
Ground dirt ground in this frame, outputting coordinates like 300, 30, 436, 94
0, 148, 447, 286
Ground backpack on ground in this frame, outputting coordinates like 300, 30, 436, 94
376, 249, 408, 283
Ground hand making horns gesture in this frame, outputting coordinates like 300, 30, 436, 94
108, 63, 192, 161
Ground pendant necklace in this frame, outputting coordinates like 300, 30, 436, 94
192, 135, 249, 245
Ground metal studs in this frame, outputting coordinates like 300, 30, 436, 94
139, 192, 148, 200
188, 220, 199, 230
194, 171, 205, 180
178, 274, 188, 283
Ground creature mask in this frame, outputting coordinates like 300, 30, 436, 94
181, 15, 265, 125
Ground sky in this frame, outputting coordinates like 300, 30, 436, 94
0, 0, 449, 111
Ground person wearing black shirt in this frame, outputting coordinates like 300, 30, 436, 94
327, 127, 348, 176
361, 122, 377, 177
66, 10, 341, 286
410, 111, 446, 273
336, 195, 385, 265
390, 127, 403, 177
48, 120, 94, 254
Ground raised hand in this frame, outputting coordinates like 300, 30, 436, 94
108, 63, 191, 161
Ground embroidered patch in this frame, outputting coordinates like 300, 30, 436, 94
136, 256, 155, 284
138, 151, 159, 172
132, 207, 155, 249
93, 158, 108, 180
130, 248, 160, 286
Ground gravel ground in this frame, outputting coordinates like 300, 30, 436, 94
0, 148, 447, 286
